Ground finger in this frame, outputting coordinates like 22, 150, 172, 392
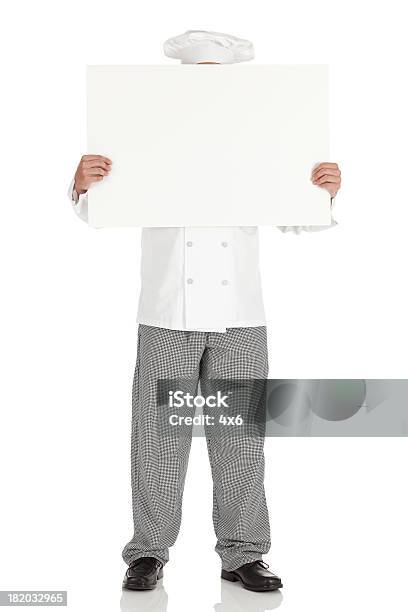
312, 168, 341, 180
84, 167, 110, 177
313, 165, 340, 176
81, 154, 112, 163
83, 159, 112, 171
313, 162, 339, 172
314, 176, 340, 185
314, 174, 340, 184
81, 154, 112, 164
312, 166, 340, 178
78, 168, 109, 183
313, 172, 341, 182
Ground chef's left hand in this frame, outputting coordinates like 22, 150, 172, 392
311, 162, 341, 198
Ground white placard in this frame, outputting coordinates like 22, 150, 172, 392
87, 65, 330, 228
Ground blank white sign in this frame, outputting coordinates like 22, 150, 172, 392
87, 65, 330, 228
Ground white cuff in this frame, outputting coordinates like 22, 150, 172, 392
67, 177, 89, 223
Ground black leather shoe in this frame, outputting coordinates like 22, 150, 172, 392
122, 557, 163, 591
221, 560, 282, 592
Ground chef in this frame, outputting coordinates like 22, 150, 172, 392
68, 30, 341, 593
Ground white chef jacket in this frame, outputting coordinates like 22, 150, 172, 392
67, 179, 337, 332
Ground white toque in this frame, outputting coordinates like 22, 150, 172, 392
163, 30, 254, 64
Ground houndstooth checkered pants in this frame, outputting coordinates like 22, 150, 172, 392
122, 324, 271, 571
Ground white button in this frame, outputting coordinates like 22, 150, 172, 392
187, 241, 193, 247
221, 241, 228, 247
187, 278, 194, 284
221, 279, 229, 286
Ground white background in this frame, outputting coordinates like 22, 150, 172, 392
1, 1, 408, 612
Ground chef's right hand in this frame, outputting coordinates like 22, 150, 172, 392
74, 155, 112, 195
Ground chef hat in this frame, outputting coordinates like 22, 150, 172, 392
163, 30, 254, 64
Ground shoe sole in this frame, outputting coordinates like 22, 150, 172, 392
221, 569, 282, 592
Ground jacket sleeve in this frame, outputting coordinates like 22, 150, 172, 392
277, 197, 338, 234
67, 177, 88, 223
